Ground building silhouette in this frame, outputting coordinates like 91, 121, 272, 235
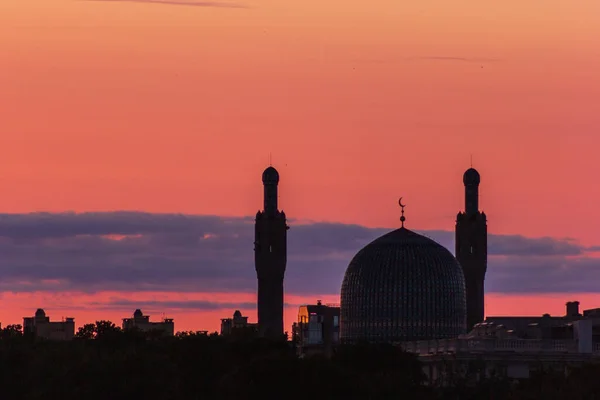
340, 201, 467, 343
456, 167, 488, 331
122, 309, 174, 336
254, 166, 288, 339
23, 309, 75, 340
220, 310, 258, 336
292, 300, 340, 357
483, 301, 600, 339
405, 300, 600, 382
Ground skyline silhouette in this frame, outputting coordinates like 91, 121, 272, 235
0, 165, 598, 333
1, 0, 599, 332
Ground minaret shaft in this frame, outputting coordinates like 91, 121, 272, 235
264, 184, 277, 216
456, 168, 487, 331
254, 167, 287, 339
465, 184, 478, 215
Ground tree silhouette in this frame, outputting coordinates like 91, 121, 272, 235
0, 324, 23, 339
75, 323, 96, 339
93, 320, 122, 338
0, 325, 598, 399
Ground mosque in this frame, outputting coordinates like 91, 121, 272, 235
257, 163, 487, 345
252, 164, 600, 382
282, 165, 600, 382
340, 167, 486, 343
340, 222, 468, 342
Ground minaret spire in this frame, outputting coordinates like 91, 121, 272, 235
398, 197, 406, 228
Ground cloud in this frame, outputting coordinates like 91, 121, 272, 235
0, 212, 598, 296
89, 298, 301, 311
485, 256, 600, 293
405, 230, 584, 257
100, 298, 258, 311
85, 0, 246, 8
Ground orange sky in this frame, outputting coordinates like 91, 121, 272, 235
0, 0, 599, 331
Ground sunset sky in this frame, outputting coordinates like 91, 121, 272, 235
0, 0, 599, 333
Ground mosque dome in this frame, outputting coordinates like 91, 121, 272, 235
340, 227, 467, 343
35, 308, 46, 318
463, 168, 481, 185
134, 309, 143, 318
262, 166, 279, 184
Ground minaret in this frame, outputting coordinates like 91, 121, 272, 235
455, 167, 487, 331
254, 166, 288, 339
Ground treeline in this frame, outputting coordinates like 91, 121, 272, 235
0, 322, 428, 400
0, 323, 599, 399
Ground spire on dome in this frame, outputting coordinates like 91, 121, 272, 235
399, 197, 406, 228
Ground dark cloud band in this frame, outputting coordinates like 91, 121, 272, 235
0, 212, 597, 295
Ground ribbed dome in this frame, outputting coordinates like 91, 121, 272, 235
340, 227, 466, 343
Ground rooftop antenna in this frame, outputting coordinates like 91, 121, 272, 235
398, 197, 406, 228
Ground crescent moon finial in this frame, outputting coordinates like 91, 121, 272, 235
398, 197, 406, 228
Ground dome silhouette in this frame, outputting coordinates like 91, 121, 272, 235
463, 168, 481, 185
340, 227, 467, 343
262, 166, 279, 184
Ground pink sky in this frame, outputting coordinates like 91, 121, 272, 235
3, 291, 599, 334
0, 0, 599, 332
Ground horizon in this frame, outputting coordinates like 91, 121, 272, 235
0, 207, 598, 333
1, 0, 599, 332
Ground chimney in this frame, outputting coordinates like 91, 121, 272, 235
566, 301, 580, 317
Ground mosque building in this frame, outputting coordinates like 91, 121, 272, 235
283, 164, 600, 380
340, 202, 468, 342
339, 167, 487, 343
252, 164, 488, 345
